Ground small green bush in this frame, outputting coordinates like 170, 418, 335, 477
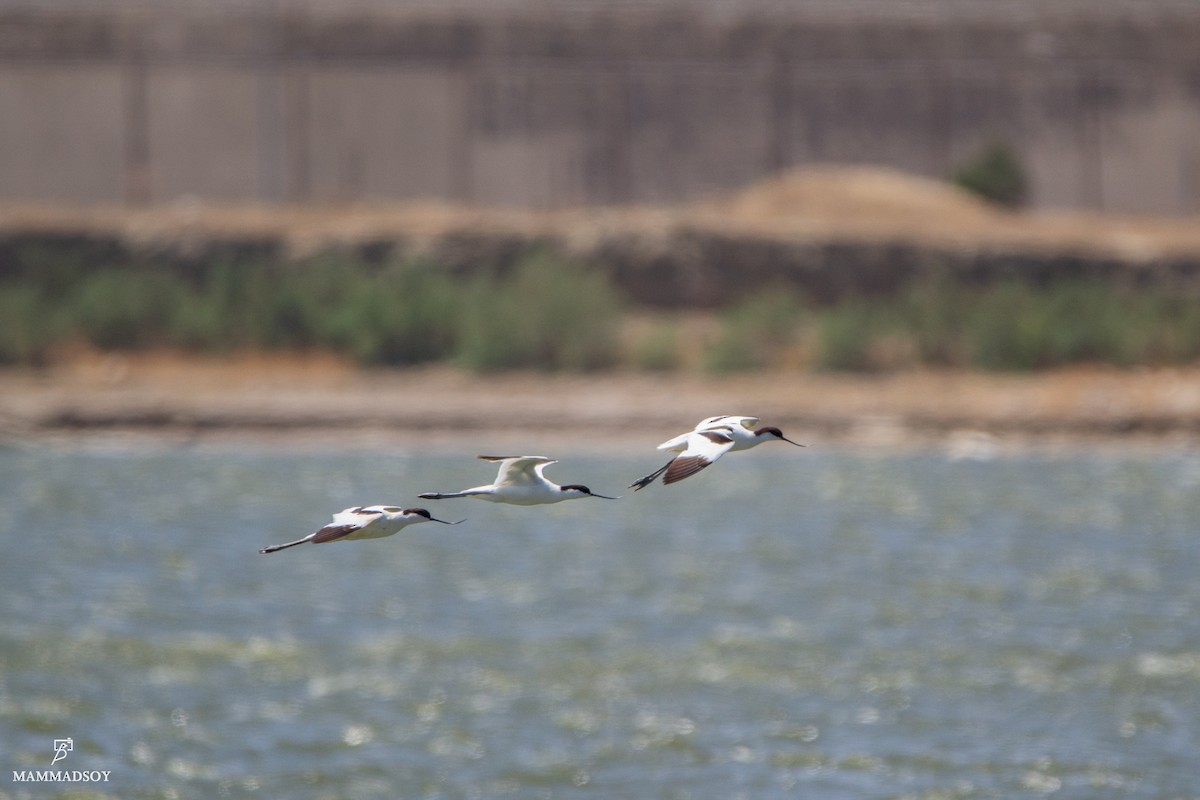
455, 255, 622, 372
813, 302, 882, 371
704, 324, 759, 373
804, 279, 1200, 372
953, 141, 1029, 208
67, 270, 182, 349
632, 321, 683, 372
966, 281, 1130, 369
704, 290, 805, 373
0, 285, 56, 364
896, 278, 969, 365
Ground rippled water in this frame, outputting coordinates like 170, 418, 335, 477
2, 443, 1200, 799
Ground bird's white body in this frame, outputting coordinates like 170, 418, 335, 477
420, 456, 620, 505
631, 415, 804, 490
655, 415, 763, 453
260, 505, 462, 553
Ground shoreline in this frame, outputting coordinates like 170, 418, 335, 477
4, 354, 1200, 455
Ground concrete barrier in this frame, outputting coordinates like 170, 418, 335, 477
1, 5, 1199, 212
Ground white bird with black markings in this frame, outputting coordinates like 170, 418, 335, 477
419, 455, 621, 505
629, 415, 805, 490
259, 506, 464, 554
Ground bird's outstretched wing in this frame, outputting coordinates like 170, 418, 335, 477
327, 505, 389, 523
478, 455, 556, 487
655, 431, 695, 452
663, 430, 736, 485
696, 415, 759, 431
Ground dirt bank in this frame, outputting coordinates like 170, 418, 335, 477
6, 167, 1200, 308
5, 353, 1200, 453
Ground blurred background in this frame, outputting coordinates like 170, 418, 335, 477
2, 0, 1200, 389
2, 0, 1199, 212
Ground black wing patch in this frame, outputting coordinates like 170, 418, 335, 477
663, 455, 712, 485
311, 524, 361, 544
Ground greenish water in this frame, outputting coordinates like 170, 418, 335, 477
1, 444, 1199, 799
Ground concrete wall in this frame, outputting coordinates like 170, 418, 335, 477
0, 64, 127, 202
1, 7, 1199, 212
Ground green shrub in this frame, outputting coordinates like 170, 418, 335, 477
9, 243, 94, 292
632, 321, 683, 372
803, 279, 1199, 372
167, 260, 276, 351
704, 290, 805, 373
455, 255, 622, 372
813, 301, 882, 371
341, 264, 461, 365
0, 285, 56, 364
67, 270, 182, 349
896, 278, 968, 365
966, 281, 1131, 369
703, 323, 759, 373
953, 141, 1029, 208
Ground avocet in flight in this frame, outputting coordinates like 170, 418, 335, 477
419, 455, 621, 505
630, 415, 805, 490
260, 506, 463, 554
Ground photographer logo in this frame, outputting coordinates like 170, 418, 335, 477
52, 738, 73, 765
10, 738, 111, 784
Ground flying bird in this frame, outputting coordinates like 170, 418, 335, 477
260, 505, 463, 554
419, 455, 621, 505
629, 415, 805, 490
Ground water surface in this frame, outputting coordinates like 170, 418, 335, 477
2, 444, 1199, 798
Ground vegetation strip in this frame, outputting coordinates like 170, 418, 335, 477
4, 244, 1200, 372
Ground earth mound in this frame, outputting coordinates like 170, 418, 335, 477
710, 165, 1005, 232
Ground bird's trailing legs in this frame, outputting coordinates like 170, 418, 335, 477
418, 491, 471, 500
629, 460, 672, 491
259, 537, 311, 554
